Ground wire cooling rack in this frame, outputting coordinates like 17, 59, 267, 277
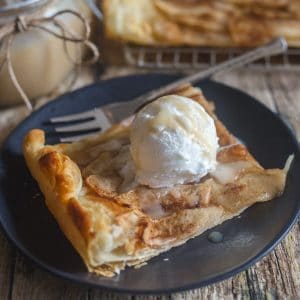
124, 45, 300, 71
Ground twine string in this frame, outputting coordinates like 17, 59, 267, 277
0, 9, 99, 111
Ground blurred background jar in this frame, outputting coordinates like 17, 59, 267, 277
0, 0, 94, 107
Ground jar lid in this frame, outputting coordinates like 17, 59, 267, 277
0, 0, 49, 17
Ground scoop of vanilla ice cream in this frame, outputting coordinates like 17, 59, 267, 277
130, 95, 219, 188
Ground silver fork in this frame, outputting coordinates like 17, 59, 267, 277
50, 37, 288, 143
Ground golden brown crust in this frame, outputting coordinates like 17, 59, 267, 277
23, 86, 287, 277
103, 0, 300, 47
229, 17, 300, 47
67, 198, 95, 244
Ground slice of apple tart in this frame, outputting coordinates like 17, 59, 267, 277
23, 84, 289, 277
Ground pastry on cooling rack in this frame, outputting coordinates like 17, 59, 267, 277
23, 84, 290, 277
103, 0, 234, 46
103, 0, 300, 47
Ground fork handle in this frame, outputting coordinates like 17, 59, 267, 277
125, 37, 287, 113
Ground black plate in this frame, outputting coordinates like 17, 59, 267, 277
0, 74, 299, 294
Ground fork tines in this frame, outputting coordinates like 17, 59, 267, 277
50, 108, 112, 142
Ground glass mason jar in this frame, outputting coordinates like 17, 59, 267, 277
0, 0, 94, 107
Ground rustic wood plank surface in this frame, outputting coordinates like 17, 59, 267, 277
0, 68, 299, 300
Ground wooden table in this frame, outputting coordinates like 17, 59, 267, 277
0, 67, 299, 299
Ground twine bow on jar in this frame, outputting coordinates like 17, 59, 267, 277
0, 9, 99, 111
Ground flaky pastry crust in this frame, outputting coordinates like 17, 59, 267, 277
103, 0, 300, 47
23, 85, 287, 276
